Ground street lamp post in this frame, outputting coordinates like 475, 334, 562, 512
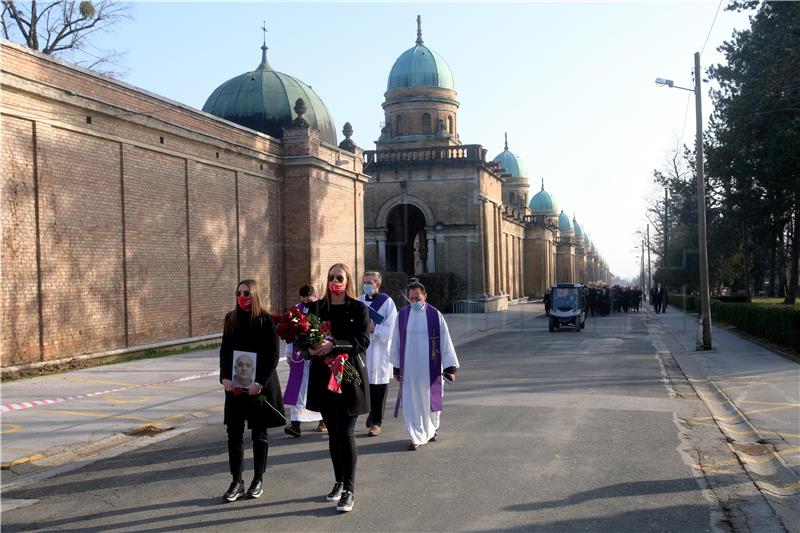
656, 52, 713, 350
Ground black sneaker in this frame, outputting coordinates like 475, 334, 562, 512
284, 424, 301, 438
336, 490, 354, 512
326, 482, 344, 502
408, 442, 421, 451
247, 480, 263, 499
223, 481, 245, 502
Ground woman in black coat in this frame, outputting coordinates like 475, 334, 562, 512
219, 278, 285, 503
306, 263, 370, 513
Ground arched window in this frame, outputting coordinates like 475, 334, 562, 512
396, 115, 404, 136
447, 116, 454, 134
421, 113, 432, 134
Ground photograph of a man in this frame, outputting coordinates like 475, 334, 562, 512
232, 351, 257, 389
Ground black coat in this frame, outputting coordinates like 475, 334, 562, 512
219, 310, 285, 429
306, 298, 371, 416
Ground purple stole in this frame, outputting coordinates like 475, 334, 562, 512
367, 292, 389, 312
393, 303, 442, 417
282, 302, 308, 405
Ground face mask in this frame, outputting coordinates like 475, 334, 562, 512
237, 296, 252, 311
329, 282, 346, 295
363, 284, 374, 296
411, 301, 424, 311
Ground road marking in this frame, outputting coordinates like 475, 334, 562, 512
0, 370, 219, 414
1, 453, 44, 469
104, 395, 151, 404
0, 423, 22, 434
691, 404, 798, 423
41, 409, 154, 422
737, 400, 800, 407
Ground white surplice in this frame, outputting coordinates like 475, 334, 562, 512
389, 304, 459, 445
357, 294, 398, 384
284, 343, 322, 422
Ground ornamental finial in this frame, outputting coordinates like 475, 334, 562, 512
258, 20, 271, 70
541, 177, 544, 191
504, 132, 508, 151
416, 15, 423, 45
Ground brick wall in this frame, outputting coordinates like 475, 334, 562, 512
1, 42, 368, 368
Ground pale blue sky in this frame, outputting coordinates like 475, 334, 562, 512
86, 1, 752, 280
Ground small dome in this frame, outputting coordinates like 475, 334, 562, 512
493, 134, 527, 178
529, 180, 559, 216
387, 17, 455, 91
203, 45, 337, 145
558, 210, 574, 236
572, 216, 583, 238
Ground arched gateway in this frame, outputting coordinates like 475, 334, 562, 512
385, 203, 428, 275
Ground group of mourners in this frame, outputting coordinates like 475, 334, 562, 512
544, 284, 648, 317
218, 263, 460, 512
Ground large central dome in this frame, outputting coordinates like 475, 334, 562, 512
387, 17, 454, 91
203, 45, 337, 145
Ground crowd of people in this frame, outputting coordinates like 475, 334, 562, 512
544, 283, 669, 317
218, 265, 459, 512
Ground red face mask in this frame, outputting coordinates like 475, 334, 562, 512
237, 296, 252, 311
328, 282, 346, 295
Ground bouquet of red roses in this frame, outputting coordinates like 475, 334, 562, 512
274, 306, 325, 358
274, 306, 361, 392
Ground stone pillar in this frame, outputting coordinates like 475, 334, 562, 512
426, 237, 435, 272
378, 237, 387, 270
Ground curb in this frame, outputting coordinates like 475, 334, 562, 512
659, 319, 800, 532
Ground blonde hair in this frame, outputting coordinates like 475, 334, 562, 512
323, 263, 357, 306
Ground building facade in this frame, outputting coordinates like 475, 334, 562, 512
1, 41, 368, 368
362, 19, 609, 309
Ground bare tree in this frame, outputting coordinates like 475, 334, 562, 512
1, 1, 131, 75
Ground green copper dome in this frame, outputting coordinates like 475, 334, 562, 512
572, 216, 583, 238
529, 181, 559, 216
493, 134, 527, 178
558, 210, 574, 236
387, 18, 455, 91
203, 46, 337, 145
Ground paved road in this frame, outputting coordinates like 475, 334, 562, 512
2, 307, 787, 532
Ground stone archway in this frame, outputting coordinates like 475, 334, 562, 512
385, 203, 428, 275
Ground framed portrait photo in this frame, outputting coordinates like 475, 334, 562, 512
232, 350, 257, 389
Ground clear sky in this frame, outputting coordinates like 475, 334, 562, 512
86, 0, 752, 281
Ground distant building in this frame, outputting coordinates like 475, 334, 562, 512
363, 18, 609, 310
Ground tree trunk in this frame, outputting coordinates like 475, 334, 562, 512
785, 200, 799, 305
769, 226, 777, 297
743, 225, 752, 302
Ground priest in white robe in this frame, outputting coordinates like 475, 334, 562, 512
357, 271, 398, 437
390, 281, 459, 450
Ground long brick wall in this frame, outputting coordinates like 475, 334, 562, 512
1, 42, 367, 368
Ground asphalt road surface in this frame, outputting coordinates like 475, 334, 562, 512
1, 311, 782, 532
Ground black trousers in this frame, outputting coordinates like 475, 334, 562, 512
226, 418, 268, 483
368, 383, 388, 426
320, 405, 358, 493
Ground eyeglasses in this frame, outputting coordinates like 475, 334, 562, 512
235, 290, 251, 297
328, 275, 345, 282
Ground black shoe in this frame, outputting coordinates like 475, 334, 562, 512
336, 490, 354, 512
223, 481, 245, 502
428, 432, 439, 443
408, 442, 421, 451
326, 482, 344, 502
284, 424, 301, 438
247, 480, 263, 499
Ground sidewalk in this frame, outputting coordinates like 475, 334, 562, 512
650, 304, 800, 528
